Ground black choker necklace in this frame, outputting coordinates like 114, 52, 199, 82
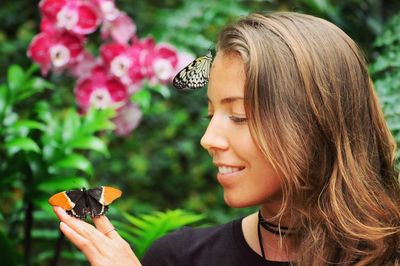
258, 211, 291, 236
257, 210, 293, 259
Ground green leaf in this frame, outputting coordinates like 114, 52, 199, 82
82, 108, 116, 134
120, 209, 204, 258
37, 176, 89, 192
62, 109, 81, 142
3, 111, 18, 127
66, 136, 109, 157
16, 77, 54, 102
131, 89, 152, 111
52, 153, 93, 175
0, 84, 7, 114
0, 231, 17, 266
7, 64, 25, 92
8, 120, 46, 134
150, 84, 171, 98
31, 229, 59, 239
5, 137, 40, 154
25, 64, 40, 78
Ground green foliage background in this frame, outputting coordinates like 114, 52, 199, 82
0, 0, 399, 265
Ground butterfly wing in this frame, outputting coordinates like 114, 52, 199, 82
67, 190, 89, 219
49, 186, 122, 218
86, 188, 107, 217
49, 189, 88, 219
48, 191, 75, 211
173, 51, 212, 90
87, 186, 122, 216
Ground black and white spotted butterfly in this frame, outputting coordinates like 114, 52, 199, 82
173, 50, 213, 90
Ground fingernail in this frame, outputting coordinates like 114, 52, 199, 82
60, 222, 71, 232
54, 206, 67, 217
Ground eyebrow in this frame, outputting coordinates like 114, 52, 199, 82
207, 96, 244, 104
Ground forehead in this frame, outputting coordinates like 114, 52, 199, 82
207, 52, 246, 100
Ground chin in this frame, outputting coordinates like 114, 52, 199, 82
223, 193, 259, 208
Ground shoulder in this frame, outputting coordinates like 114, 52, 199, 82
141, 218, 243, 266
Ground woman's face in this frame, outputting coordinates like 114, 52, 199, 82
200, 52, 284, 209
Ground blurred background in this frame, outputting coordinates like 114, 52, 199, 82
1, 0, 399, 265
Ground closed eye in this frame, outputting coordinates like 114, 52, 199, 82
203, 114, 247, 124
229, 116, 247, 124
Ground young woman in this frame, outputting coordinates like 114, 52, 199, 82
53, 12, 400, 265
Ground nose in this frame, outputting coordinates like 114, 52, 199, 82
200, 116, 229, 153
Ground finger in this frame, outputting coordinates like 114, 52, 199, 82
54, 207, 112, 254
53, 206, 92, 236
92, 216, 142, 266
92, 215, 122, 241
60, 221, 101, 263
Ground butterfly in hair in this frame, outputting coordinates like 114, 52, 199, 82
48, 186, 122, 219
173, 49, 213, 90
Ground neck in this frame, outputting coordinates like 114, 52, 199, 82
259, 203, 291, 227
242, 211, 297, 262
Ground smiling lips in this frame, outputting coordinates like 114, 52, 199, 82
218, 166, 245, 174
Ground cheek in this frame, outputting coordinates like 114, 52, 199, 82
237, 131, 264, 165
244, 140, 284, 199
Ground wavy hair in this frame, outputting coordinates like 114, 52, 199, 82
217, 12, 400, 265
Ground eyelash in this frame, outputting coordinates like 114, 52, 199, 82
204, 115, 248, 124
230, 116, 248, 124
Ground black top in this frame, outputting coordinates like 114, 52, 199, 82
141, 217, 290, 266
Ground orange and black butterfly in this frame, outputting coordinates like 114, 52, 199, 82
173, 50, 213, 90
48, 186, 122, 219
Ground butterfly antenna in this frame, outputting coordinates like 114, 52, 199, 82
71, 177, 86, 190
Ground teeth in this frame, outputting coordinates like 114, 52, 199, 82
218, 166, 243, 174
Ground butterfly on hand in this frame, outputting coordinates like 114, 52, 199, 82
173, 50, 213, 90
48, 186, 122, 219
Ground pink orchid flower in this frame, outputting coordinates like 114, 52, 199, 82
113, 103, 142, 136
39, 0, 67, 19
75, 66, 129, 112
100, 42, 133, 84
100, 41, 145, 84
151, 43, 179, 83
95, 0, 120, 21
27, 30, 84, 75
128, 38, 180, 84
172, 51, 196, 77
40, 0, 100, 35
68, 51, 99, 78
101, 12, 136, 44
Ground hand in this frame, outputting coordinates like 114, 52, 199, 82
53, 206, 141, 266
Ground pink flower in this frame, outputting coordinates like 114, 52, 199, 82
100, 42, 133, 83
172, 51, 195, 77
32, 0, 186, 137
75, 66, 129, 112
39, 0, 66, 19
27, 31, 84, 75
100, 41, 145, 84
40, 16, 58, 34
100, 42, 128, 65
129, 37, 156, 80
113, 103, 142, 136
100, 38, 179, 85
128, 38, 180, 84
101, 12, 136, 44
95, 0, 120, 21
68, 51, 98, 78
152, 43, 179, 83
40, 0, 100, 35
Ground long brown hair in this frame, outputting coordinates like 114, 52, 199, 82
217, 12, 400, 265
